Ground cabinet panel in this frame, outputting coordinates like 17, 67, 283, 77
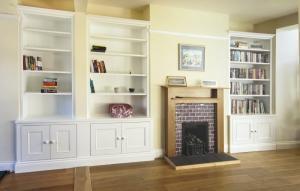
122, 122, 150, 153
231, 118, 253, 145
21, 125, 50, 161
91, 123, 122, 155
50, 124, 77, 159
255, 120, 275, 143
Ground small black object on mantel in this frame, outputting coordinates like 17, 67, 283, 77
91, 45, 106, 52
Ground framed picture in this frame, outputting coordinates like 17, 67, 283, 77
167, 76, 187, 87
178, 44, 205, 71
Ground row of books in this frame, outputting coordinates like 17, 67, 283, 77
230, 50, 269, 63
230, 82, 265, 95
230, 40, 264, 49
90, 60, 106, 73
23, 55, 43, 70
41, 78, 58, 93
231, 99, 265, 114
230, 68, 266, 79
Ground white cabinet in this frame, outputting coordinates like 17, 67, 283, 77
91, 123, 122, 155
21, 125, 50, 161
50, 124, 76, 159
229, 116, 276, 153
122, 122, 150, 153
20, 124, 76, 161
91, 121, 150, 156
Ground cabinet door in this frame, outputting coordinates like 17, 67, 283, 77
21, 125, 50, 161
122, 122, 150, 153
50, 124, 77, 159
254, 119, 275, 144
231, 118, 254, 145
91, 123, 122, 156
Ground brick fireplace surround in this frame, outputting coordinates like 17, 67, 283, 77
175, 103, 217, 155
162, 86, 240, 170
162, 86, 225, 157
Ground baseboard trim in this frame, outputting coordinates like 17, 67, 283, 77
0, 161, 15, 172
229, 143, 276, 154
153, 148, 164, 159
15, 151, 156, 173
276, 141, 300, 150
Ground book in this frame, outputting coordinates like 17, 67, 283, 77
91, 59, 107, 73
231, 99, 265, 114
90, 79, 95, 93
23, 55, 43, 71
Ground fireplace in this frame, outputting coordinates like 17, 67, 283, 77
162, 86, 240, 170
182, 122, 209, 156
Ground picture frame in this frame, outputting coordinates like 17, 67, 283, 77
178, 44, 205, 71
167, 76, 187, 87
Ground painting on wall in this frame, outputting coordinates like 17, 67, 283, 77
178, 44, 205, 71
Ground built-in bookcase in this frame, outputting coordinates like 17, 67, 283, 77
87, 16, 150, 118
19, 6, 74, 119
229, 31, 274, 115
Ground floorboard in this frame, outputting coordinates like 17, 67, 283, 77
1, 149, 300, 191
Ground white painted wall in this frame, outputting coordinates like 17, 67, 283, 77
0, 14, 19, 162
276, 25, 300, 143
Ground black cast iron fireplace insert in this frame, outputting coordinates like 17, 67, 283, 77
182, 121, 209, 156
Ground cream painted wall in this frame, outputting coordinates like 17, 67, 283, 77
0, 14, 19, 161
87, 3, 148, 20
229, 21, 253, 32
19, 0, 74, 11
149, 4, 230, 150
254, 13, 298, 34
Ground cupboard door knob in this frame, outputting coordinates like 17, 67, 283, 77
121, 137, 125, 140
254, 130, 257, 133
43, 140, 49, 144
116, 137, 120, 140
49, 140, 56, 144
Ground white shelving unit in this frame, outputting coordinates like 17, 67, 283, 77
19, 6, 74, 119
228, 31, 276, 154
87, 16, 150, 119
229, 31, 274, 115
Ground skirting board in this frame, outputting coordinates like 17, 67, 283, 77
0, 161, 14, 172
229, 141, 300, 153
276, 141, 300, 150
15, 151, 156, 173
229, 143, 276, 153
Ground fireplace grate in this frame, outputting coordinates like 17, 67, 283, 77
183, 134, 206, 156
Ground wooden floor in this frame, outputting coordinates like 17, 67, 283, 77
1, 149, 300, 191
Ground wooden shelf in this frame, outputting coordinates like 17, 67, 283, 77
90, 73, 146, 77
87, 16, 149, 118
230, 95, 270, 97
90, 34, 146, 42
23, 46, 72, 53
90, 51, 146, 58
25, 92, 72, 96
230, 47, 270, 52
90, 92, 147, 96
230, 61, 270, 65
23, 70, 72, 74
230, 78, 270, 82
23, 27, 71, 36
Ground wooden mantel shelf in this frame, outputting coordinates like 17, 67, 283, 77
162, 86, 225, 157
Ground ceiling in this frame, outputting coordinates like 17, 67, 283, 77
88, 0, 298, 24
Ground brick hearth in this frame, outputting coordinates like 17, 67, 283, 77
175, 103, 217, 156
